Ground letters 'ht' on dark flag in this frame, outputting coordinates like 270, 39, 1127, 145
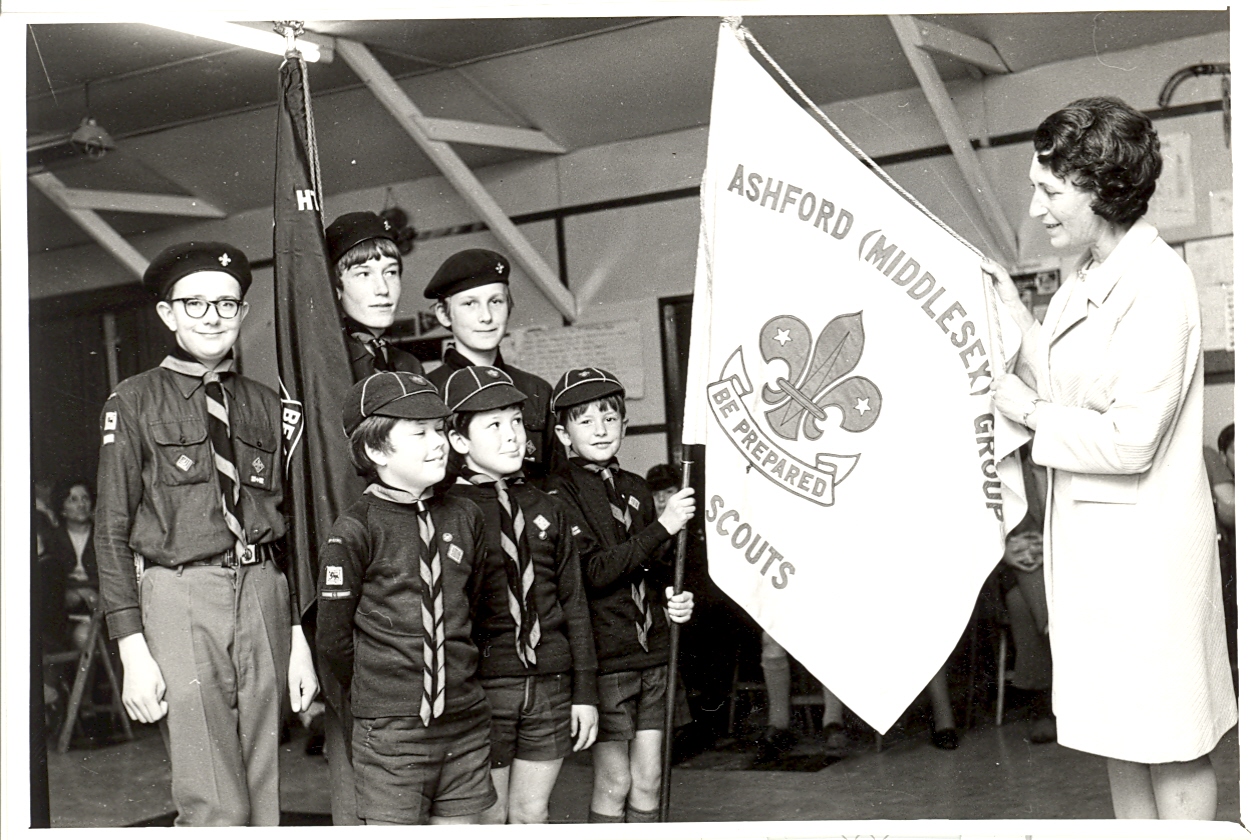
274, 52, 359, 621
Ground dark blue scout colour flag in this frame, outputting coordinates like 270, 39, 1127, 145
273, 50, 360, 620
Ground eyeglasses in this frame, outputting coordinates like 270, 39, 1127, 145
170, 298, 243, 319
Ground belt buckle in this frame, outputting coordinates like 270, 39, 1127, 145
240, 544, 260, 565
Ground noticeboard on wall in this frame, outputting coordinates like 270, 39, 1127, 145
501, 320, 646, 398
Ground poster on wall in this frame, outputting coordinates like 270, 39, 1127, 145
1148, 131, 1197, 230
502, 320, 646, 398
1186, 236, 1235, 352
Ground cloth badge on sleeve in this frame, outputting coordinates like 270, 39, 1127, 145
249, 456, 266, 485
103, 411, 117, 431
326, 566, 343, 586
533, 515, 550, 531
571, 524, 582, 537
628, 495, 640, 510
102, 433, 115, 445
448, 544, 464, 564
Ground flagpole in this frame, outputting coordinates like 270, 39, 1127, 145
659, 445, 694, 822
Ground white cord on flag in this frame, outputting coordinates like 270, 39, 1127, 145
299, 55, 325, 204
735, 22, 985, 262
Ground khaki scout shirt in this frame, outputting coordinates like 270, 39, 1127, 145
94, 363, 289, 639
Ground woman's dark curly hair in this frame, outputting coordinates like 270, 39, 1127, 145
1033, 96, 1162, 226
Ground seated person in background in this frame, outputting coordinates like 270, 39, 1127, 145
994, 445, 1054, 743
1205, 423, 1235, 681
756, 631, 856, 761
34, 477, 60, 531
757, 643, 959, 756
51, 482, 100, 650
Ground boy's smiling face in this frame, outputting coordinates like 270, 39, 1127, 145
450, 405, 526, 480
369, 418, 448, 494
436, 282, 510, 357
557, 400, 626, 465
156, 271, 248, 366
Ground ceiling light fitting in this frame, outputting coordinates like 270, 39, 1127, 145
152, 20, 325, 62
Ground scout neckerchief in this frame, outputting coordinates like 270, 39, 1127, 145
161, 349, 246, 563
465, 470, 539, 666
345, 316, 393, 373
365, 482, 446, 723
579, 458, 652, 652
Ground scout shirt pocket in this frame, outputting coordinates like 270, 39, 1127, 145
521, 398, 545, 462
234, 422, 280, 493
150, 418, 212, 486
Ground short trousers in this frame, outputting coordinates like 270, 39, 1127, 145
481, 673, 573, 768
596, 663, 691, 741
352, 699, 496, 824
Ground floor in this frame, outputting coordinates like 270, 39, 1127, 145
44, 713, 1243, 829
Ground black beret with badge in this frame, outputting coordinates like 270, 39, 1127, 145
443, 365, 528, 414
424, 248, 510, 300
143, 241, 252, 300
550, 367, 625, 412
324, 211, 398, 267
343, 370, 450, 436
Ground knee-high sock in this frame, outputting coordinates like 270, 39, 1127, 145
761, 654, 791, 730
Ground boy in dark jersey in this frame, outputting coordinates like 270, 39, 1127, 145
317, 371, 494, 824
442, 364, 598, 823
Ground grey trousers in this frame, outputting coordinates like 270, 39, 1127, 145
141, 561, 290, 826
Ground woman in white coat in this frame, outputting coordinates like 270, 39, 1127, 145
986, 96, 1236, 820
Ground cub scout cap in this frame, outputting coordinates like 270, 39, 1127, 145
551, 367, 624, 412
343, 371, 450, 436
325, 211, 397, 267
143, 241, 252, 300
443, 365, 527, 414
424, 248, 510, 300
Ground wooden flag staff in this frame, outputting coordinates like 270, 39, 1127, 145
659, 446, 695, 821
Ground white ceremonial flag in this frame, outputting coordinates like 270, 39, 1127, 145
684, 21, 1028, 734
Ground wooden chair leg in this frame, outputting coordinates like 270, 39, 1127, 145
97, 634, 133, 741
726, 658, 740, 736
995, 628, 1008, 726
57, 611, 102, 754
962, 606, 981, 731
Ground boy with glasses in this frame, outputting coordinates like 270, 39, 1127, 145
95, 241, 319, 825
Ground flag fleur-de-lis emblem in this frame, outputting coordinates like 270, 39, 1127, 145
759, 313, 882, 442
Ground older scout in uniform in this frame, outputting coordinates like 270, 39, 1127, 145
326, 210, 424, 379
424, 248, 559, 480
544, 367, 696, 824
442, 365, 599, 824
95, 241, 318, 826
317, 371, 495, 824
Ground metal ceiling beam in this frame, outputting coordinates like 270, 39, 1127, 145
29, 171, 148, 279
910, 18, 1010, 75
54, 187, 226, 218
336, 37, 577, 321
888, 14, 1017, 263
